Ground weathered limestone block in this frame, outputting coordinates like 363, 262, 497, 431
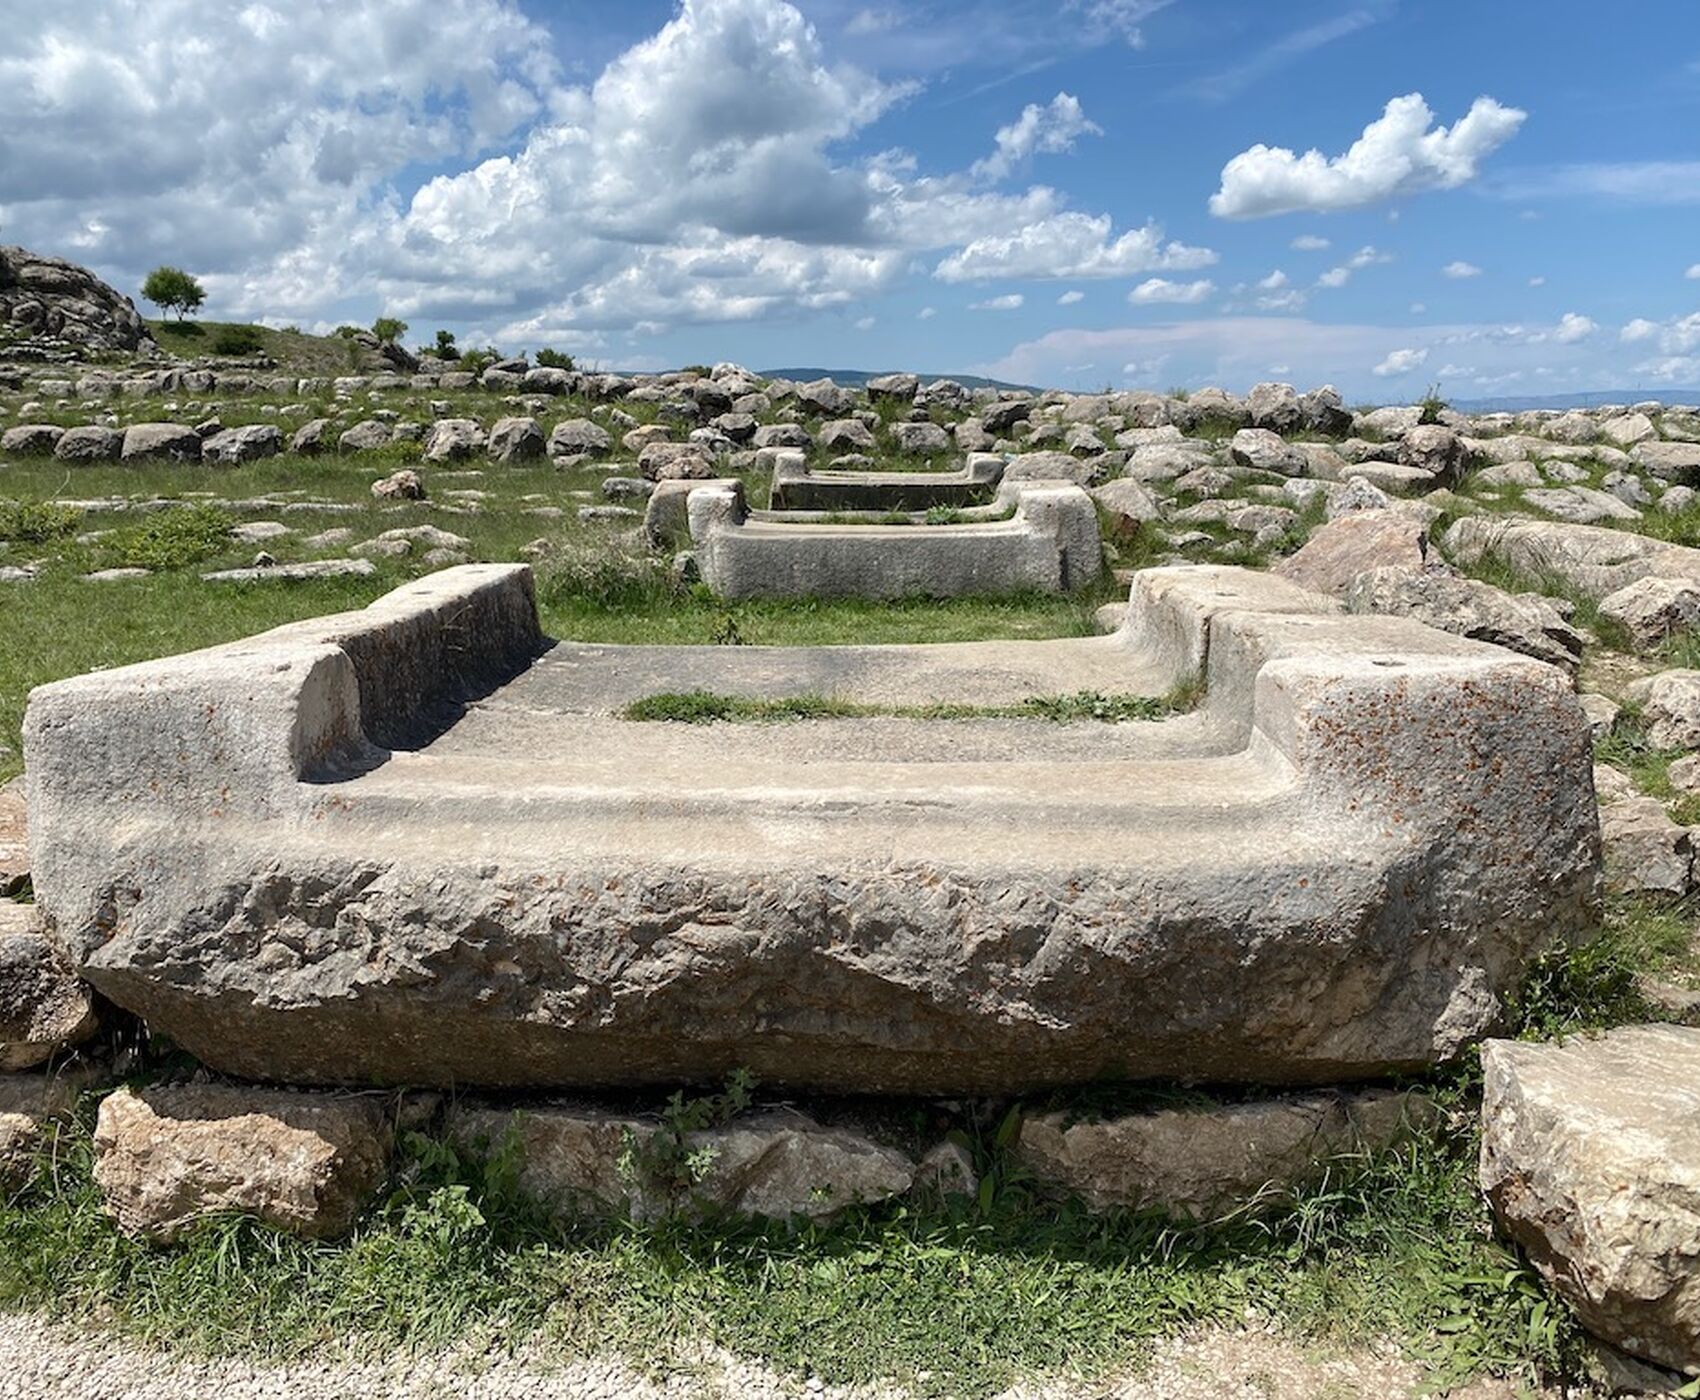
0, 901, 96, 1070
452, 1104, 913, 1222
1481, 1028, 1700, 1374
689, 479, 1102, 598
120, 423, 202, 463
423, 418, 486, 463
52, 425, 122, 463
1017, 1090, 1432, 1218
94, 1085, 390, 1242
1345, 568, 1583, 672
21, 564, 1599, 1094
487, 416, 545, 464
1600, 796, 1694, 898
1600, 577, 1700, 650
2, 425, 64, 456
201, 424, 282, 465
1627, 671, 1700, 750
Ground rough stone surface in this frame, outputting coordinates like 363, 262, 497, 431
1446, 517, 1700, 602
1228, 428, 1308, 476
1017, 1090, 1432, 1219
1626, 671, 1700, 750
1, 424, 64, 456
550, 419, 611, 456
1481, 1027, 1700, 1374
51, 425, 122, 463
1273, 510, 1437, 597
371, 469, 425, 501
423, 418, 486, 463
93, 1084, 391, 1242
1345, 568, 1584, 672
201, 424, 283, 466
21, 565, 1600, 1094
452, 1105, 914, 1222
120, 423, 201, 463
1600, 577, 1700, 650
1600, 795, 1694, 898
488, 416, 545, 464
0, 902, 97, 1071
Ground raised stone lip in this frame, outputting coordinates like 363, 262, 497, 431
21, 563, 1600, 1094
689, 477, 1104, 597
769, 451, 1004, 512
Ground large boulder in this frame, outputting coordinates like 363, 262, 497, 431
818, 419, 876, 452
795, 378, 854, 416
423, 418, 486, 463
1228, 428, 1308, 477
1636, 440, 1700, 484
487, 416, 545, 465
121, 423, 203, 463
0, 245, 154, 353
1398, 424, 1467, 483
865, 372, 919, 404
2, 424, 64, 456
1274, 510, 1438, 597
890, 420, 951, 455
1246, 382, 1303, 435
52, 425, 122, 463
1481, 1028, 1700, 1374
93, 1084, 391, 1243
201, 424, 282, 466
549, 419, 612, 457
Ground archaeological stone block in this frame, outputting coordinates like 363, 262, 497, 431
20, 563, 1599, 1095
1482, 1028, 1700, 1374
769, 451, 1004, 513
688, 478, 1103, 598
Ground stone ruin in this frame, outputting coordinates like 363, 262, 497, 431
21, 563, 1596, 1096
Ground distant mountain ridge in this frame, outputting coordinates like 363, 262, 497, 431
759, 367, 1037, 392
1419, 389, 1700, 413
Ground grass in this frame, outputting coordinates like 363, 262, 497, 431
143, 319, 390, 377
621, 686, 1197, 724
0, 1076, 1583, 1397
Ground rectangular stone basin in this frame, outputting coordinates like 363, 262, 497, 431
23, 564, 1600, 1094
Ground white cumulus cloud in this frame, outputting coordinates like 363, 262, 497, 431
1058, 289, 1085, 305
1290, 234, 1331, 251
1622, 318, 1661, 343
933, 214, 1216, 282
1442, 261, 1483, 279
1553, 312, 1596, 344
1129, 277, 1215, 305
973, 92, 1101, 182
1209, 93, 1527, 219
1372, 346, 1429, 377
1688, 263, 1700, 280
971, 293, 1025, 310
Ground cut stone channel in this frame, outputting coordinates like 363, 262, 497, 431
23, 563, 1600, 1094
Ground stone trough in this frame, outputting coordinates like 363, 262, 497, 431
23, 563, 1599, 1095
687, 477, 1103, 598
768, 450, 1004, 512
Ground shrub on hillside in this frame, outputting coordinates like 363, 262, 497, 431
211, 324, 264, 356
536, 347, 575, 370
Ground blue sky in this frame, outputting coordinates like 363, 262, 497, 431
3, 0, 1697, 399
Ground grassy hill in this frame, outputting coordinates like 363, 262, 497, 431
145, 319, 389, 375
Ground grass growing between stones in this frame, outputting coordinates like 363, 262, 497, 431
621, 687, 1194, 725
0, 1085, 1582, 1398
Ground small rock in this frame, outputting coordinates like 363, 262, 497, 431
1228, 428, 1308, 477
1626, 671, 1700, 749
1601, 796, 1694, 897
94, 1085, 392, 1243
1600, 577, 1700, 650
371, 469, 425, 501
201, 559, 378, 583
201, 424, 283, 465
0, 1076, 76, 1190
0, 902, 97, 1071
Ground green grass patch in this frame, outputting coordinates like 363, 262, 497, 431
0, 499, 82, 544
622, 686, 1195, 725
92, 505, 236, 572
0, 1089, 1583, 1396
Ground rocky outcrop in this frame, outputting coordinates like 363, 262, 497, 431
0, 1075, 76, 1190
0, 246, 154, 354
1481, 1028, 1700, 1374
93, 1084, 392, 1242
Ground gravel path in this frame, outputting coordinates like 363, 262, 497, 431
0, 1312, 1580, 1400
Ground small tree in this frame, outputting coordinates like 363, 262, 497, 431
535, 347, 575, 371
141, 266, 205, 321
433, 329, 460, 361
372, 316, 408, 345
